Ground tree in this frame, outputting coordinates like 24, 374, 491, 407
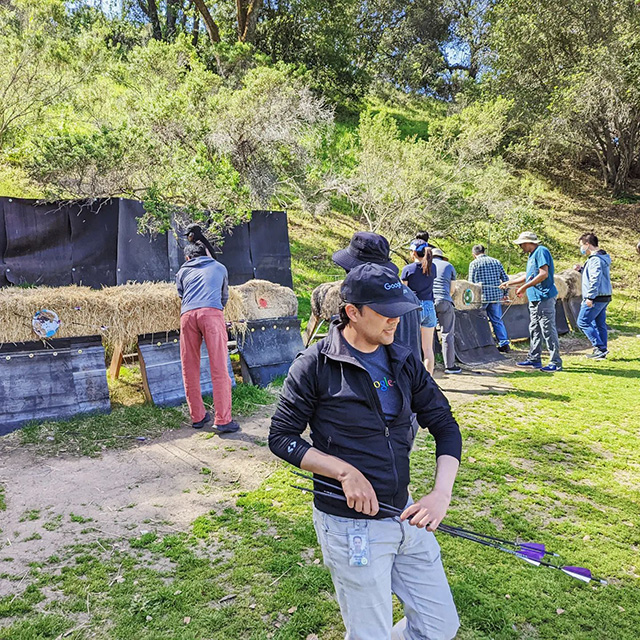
371, 0, 493, 99
12, 29, 332, 237
334, 99, 539, 249
491, 0, 640, 195
0, 1, 101, 151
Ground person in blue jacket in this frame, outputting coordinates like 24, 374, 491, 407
574, 233, 613, 359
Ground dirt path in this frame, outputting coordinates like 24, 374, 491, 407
0, 361, 516, 598
0, 416, 278, 596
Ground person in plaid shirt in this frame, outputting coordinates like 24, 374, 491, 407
468, 245, 511, 353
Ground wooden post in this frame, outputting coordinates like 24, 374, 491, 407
303, 313, 321, 347
109, 346, 124, 380
137, 345, 153, 404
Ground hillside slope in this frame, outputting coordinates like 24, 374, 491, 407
288, 172, 640, 334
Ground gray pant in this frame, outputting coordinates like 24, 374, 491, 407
528, 296, 562, 366
435, 300, 456, 369
313, 506, 459, 640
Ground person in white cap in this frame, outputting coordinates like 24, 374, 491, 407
500, 232, 562, 372
432, 248, 462, 374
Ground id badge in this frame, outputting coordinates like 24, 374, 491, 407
348, 528, 370, 567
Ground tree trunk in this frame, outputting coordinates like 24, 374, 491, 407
236, 0, 263, 43
141, 0, 163, 40
192, 13, 200, 46
181, 1, 191, 30
167, 0, 178, 42
612, 124, 638, 197
193, 0, 221, 44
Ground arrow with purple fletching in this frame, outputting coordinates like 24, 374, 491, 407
291, 471, 608, 586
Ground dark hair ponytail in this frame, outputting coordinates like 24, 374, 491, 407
413, 242, 432, 276
421, 247, 432, 276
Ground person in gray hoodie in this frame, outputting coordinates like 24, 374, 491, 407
575, 233, 613, 359
176, 242, 239, 432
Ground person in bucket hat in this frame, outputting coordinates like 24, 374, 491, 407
333, 232, 422, 362
501, 231, 563, 372
269, 263, 462, 640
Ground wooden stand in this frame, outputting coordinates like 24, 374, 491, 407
303, 313, 323, 346
108, 346, 124, 379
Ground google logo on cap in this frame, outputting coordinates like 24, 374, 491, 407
384, 282, 402, 290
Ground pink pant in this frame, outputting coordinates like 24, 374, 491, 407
180, 308, 232, 425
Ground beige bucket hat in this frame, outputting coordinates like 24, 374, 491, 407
513, 231, 540, 245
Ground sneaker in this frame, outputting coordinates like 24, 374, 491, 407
497, 344, 511, 353
212, 420, 240, 434
444, 366, 463, 374
192, 412, 212, 429
539, 363, 562, 372
516, 360, 542, 368
587, 348, 608, 359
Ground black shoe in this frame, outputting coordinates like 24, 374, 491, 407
192, 412, 212, 429
497, 344, 511, 353
587, 348, 609, 359
212, 420, 240, 434
444, 366, 463, 374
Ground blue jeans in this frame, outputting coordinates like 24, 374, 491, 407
483, 302, 509, 346
313, 506, 459, 640
419, 300, 437, 328
577, 300, 609, 350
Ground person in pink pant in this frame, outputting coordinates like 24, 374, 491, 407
176, 242, 239, 433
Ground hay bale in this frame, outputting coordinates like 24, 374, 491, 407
451, 280, 483, 309
554, 274, 569, 300
504, 272, 528, 304
233, 279, 297, 321
556, 268, 582, 299
311, 281, 343, 321
311, 282, 335, 318
0, 279, 296, 348
102, 282, 181, 348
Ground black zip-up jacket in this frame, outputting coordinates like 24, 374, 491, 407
269, 322, 462, 519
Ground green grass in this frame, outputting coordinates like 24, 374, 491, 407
17, 368, 278, 456
18, 403, 185, 457
0, 484, 5, 511
3, 336, 638, 639
229, 383, 277, 416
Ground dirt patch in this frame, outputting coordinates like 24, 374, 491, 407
0, 413, 277, 596
433, 361, 516, 406
0, 362, 525, 602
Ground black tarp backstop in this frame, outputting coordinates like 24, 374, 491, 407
0, 197, 293, 289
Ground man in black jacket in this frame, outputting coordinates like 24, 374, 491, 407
269, 263, 461, 640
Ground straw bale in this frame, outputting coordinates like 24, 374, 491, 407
101, 282, 182, 348
554, 274, 569, 300
0, 279, 295, 348
311, 281, 343, 321
504, 272, 528, 304
556, 268, 582, 299
451, 280, 483, 310
232, 279, 298, 320
311, 282, 334, 318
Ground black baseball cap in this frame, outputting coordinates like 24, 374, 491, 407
333, 232, 399, 275
341, 263, 421, 318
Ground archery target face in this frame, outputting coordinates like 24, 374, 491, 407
32, 309, 61, 339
